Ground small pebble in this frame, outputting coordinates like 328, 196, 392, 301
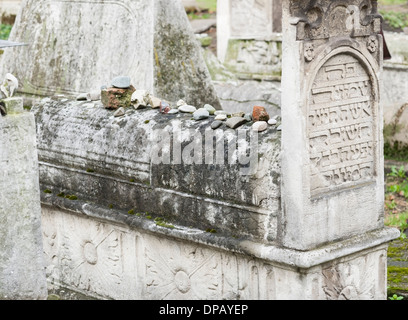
268, 118, 277, 125
193, 108, 210, 121
87, 90, 101, 101
150, 97, 161, 109
252, 121, 268, 132
211, 120, 223, 130
231, 112, 245, 118
214, 110, 229, 116
111, 76, 131, 89
277, 125, 282, 131
226, 117, 247, 129
179, 105, 197, 113
177, 99, 187, 107
244, 113, 252, 122
204, 104, 216, 115
167, 108, 179, 115
215, 114, 227, 121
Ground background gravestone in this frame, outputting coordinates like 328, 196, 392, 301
0, 97, 47, 300
0, 0, 221, 109
217, 0, 282, 81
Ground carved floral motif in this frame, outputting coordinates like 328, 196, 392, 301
59, 214, 123, 293
322, 254, 378, 300
145, 237, 220, 299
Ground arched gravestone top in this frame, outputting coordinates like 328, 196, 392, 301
0, 0, 221, 109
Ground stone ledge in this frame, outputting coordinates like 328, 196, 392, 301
41, 195, 400, 271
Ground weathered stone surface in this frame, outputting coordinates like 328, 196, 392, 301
1, 0, 221, 109
0, 97, 47, 299
213, 81, 281, 116
1, 96, 23, 114
41, 205, 394, 300
153, 0, 221, 109
217, 0, 282, 63
101, 86, 136, 110
114, 107, 125, 117
32, 98, 281, 244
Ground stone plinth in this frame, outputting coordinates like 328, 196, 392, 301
0, 97, 47, 299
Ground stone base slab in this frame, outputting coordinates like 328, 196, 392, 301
42, 201, 399, 300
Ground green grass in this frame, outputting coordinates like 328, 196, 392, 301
380, 10, 408, 29
196, 0, 217, 12
0, 24, 12, 40
380, 0, 407, 5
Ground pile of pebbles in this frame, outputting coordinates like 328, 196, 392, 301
76, 76, 281, 132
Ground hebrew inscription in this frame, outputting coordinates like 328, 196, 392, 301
308, 53, 375, 196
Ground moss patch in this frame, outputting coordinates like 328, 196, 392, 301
388, 238, 408, 296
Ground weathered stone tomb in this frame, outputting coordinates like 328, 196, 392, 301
0, 0, 401, 300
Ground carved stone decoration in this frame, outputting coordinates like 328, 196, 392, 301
289, 0, 382, 40
322, 250, 381, 300
59, 213, 124, 295
304, 42, 315, 62
308, 51, 376, 196
145, 236, 221, 300
367, 35, 378, 53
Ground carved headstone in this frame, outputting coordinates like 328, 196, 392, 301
0, 0, 221, 108
217, 0, 282, 81
279, 0, 400, 300
0, 97, 47, 299
281, 0, 396, 249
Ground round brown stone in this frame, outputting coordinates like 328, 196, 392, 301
252, 106, 270, 122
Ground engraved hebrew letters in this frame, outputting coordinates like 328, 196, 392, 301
308, 53, 375, 196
